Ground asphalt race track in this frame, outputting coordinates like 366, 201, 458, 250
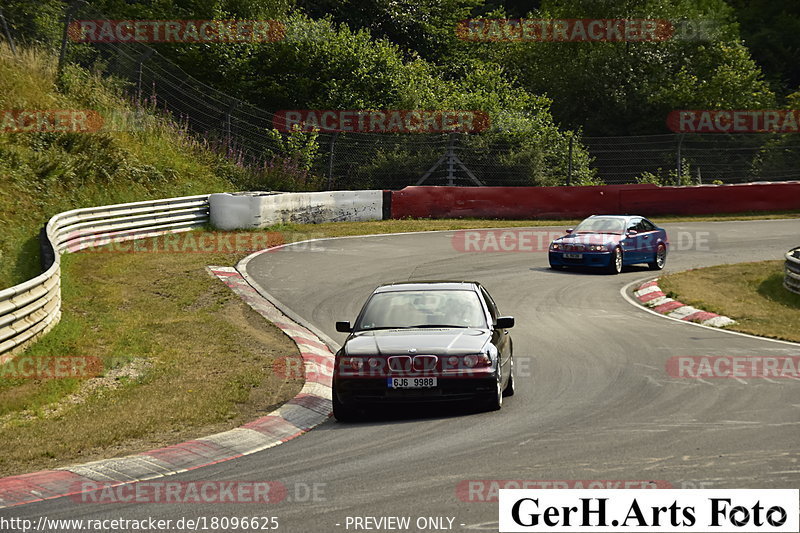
4, 220, 799, 532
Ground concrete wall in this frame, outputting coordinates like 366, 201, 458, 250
209, 191, 385, 230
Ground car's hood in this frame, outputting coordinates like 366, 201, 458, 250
344, 328, 491, 356
554, 233, 622, 247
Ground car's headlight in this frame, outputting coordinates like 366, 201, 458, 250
340, 356, 365, 371
463, 353, 492, 368
550, 242, 560, 250
588, 244, 607, 251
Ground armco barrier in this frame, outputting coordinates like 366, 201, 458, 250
0, 195, 210, 361
390, 182, 800, 219
785, 247, 800, 296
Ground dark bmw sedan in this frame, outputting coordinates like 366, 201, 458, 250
332, 281, 515, 421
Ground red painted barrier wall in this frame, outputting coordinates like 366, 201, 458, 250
390, 182, 800, 219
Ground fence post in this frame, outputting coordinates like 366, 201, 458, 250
567, 134, 574, 186
676, 133, 685, 185
327, 131, 339, 190
223, 100, 239, 148
0, 8, 17, 56
446, 133, 456, 186
136, 48, 155, 104
58, 1, 81, 81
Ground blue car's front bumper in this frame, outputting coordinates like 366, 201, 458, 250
549, 250, 613, 268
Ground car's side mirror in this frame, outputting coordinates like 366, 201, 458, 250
495, 316, 515, 329
335, 321, 352, 333
565, 228, 573, 234
627, 229, 638, 236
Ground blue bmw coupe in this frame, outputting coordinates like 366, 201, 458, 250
548, 215, 669, 274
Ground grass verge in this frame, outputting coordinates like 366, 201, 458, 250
659, 261, 800, 342
0, 246, 302, 477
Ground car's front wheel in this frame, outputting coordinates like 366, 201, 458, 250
503, 358, 515, 397
607, 246, 623, 274
483, 374, 503, 411
648, 244, 666, 270
332, 391, 357, 422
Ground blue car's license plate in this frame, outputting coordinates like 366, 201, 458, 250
564, 253, 583, 259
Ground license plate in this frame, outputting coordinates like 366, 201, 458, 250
387, 377, 438, 389
564, 253, 583, 259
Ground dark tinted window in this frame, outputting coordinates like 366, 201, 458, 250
626, 218, 641, 232
639, 219, 657, 231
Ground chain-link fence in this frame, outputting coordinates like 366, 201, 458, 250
2, 2, 799, 189
584, 133, 800, 185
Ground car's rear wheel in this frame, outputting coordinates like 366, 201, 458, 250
502, 358, 515, 397
607, 246, 623, 274
332, 391, 357, 422
648, 244, 666, 270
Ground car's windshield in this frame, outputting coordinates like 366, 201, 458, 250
573, 217, 626, 234
355, 290, 488, 330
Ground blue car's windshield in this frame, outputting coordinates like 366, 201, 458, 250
355, 290, 488, 330
573, 217, 626, 234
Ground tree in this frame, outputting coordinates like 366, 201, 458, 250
726, 0, 800, 98
497, 0, 775, 135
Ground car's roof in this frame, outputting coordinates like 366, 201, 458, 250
373, 281, 480, 293
586, 214, 643, 219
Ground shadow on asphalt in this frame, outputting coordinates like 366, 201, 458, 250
318, 402, 495, 428
529, 265, 653, 275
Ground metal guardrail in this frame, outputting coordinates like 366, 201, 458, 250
0, 195, 210, 361
785, 246, 800, 296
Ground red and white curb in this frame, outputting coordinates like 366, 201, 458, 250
633, 279, 736, 328
0, 266, 333, 509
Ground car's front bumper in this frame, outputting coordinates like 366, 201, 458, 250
549, 250, 612, 268
334, 376, 497, 405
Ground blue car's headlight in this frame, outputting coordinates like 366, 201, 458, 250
550, 242, 560, 250
588, 244, 608, 251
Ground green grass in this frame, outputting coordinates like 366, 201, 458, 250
0, 44, 292, 289
659, 261, 800, 342
0, 246, 302, 477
